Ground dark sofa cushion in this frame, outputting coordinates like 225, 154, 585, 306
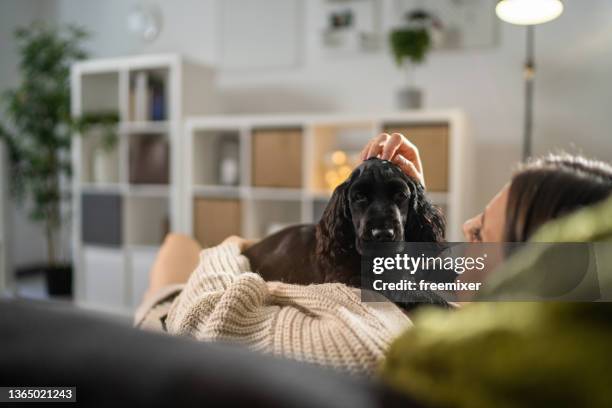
0, 299, 422, 408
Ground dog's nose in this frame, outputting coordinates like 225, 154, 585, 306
371, 228, 395, 241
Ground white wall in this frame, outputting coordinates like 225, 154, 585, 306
2, 0, 612, 267
47, 0, 612, 209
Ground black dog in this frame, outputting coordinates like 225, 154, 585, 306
244, 158, 445, 291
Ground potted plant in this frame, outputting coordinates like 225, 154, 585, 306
0, 23, 117, 296
389, 10, 440, 109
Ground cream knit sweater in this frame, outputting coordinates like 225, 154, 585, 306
164, 242, 411, 375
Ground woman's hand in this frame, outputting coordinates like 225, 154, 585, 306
360, 133, 426, 188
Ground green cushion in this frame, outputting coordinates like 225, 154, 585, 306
381, 195, 612, 408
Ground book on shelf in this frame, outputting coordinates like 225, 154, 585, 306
149, 76, 166, 121
133, 71, 148, 122
129, 72, 166, 122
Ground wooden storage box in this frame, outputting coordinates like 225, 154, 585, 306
193, 198, 242, 247
252, 128, 303, 188
383, 124, 449, 192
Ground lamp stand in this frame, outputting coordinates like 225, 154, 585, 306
523, 25, 535, 161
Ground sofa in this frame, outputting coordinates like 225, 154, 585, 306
0, 299, 421, 407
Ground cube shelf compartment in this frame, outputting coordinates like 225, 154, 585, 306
192, 130, 242, 187
245, 199, 302, 239
311, 122, 373, 192
80, 128, 121, 185
252, 128, 303, 188
384, 123, 450, 192
81, 193, 123, 247
80, 72, 120, 115
82, 246, 125, 308
128, 68, 169, 122
193, 197, 242, 247
128, 133, 170, 185
125, 196, 170, 246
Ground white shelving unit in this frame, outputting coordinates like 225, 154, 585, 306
71, 54, 217, 313
183, 111, 472, 246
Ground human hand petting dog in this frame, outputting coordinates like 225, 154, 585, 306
360, 133, 425, 189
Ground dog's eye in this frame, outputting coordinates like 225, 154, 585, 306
353, 192, 368, 202
394, 192, 409, 202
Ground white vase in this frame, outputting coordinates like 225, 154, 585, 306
92, 148, 118, 184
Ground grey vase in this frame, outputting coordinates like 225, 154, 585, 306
396, 87, 423, 110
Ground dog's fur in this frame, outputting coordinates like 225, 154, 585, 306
244, 158, 446, 292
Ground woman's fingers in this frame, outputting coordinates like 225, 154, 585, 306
360, 132, 425, 187
361, 133, 390, 160
380, 133, 404, 160
390, 133, 423, 174
392, 154, 426, 188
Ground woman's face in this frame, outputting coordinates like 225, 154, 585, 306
463, 185, 509, 243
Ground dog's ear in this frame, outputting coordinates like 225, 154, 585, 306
405, 181, 446, 242
316, 180, 356, 267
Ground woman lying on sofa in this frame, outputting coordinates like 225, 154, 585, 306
135, 133, 612, 375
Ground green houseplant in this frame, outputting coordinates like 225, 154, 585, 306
0, 23, 117, 295
389, 10, 438, 109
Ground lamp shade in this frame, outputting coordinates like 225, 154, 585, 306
496, 0, 563, 25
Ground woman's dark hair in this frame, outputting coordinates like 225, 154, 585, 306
504, 153, 612, 242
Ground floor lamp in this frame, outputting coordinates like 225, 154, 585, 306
496, 0, 564, 161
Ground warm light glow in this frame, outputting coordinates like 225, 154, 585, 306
325, 170, 339, 189
496, 0, 563, 25
331, 150, 347, 166
324, 150, 357, 190
338, 165, 352, 179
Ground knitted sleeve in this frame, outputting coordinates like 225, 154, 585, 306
165, 243, 251, 333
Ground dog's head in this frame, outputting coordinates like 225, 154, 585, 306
316, 158, 445, 262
